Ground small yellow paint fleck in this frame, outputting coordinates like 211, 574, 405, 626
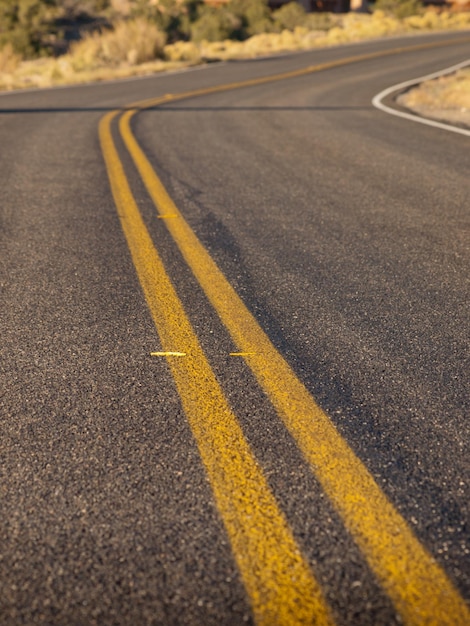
101, 110, 332, 625
230, 352, 257, 356
150, 351, 187, 357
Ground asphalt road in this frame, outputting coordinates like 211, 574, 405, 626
1, 31, 469, 625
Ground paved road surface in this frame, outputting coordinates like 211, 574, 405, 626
1, 32, 469, 625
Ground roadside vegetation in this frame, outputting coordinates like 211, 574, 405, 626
0, 0, 469, 90
398, 66, 470, 124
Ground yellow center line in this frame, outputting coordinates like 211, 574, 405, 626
125, 35, 470, 112
117, 39, 470, 626
99, 111, 334, 626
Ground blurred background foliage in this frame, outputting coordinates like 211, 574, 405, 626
374, 0, 424, 18
0, 0, 427, 62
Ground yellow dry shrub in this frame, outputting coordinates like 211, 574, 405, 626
342, 13, 372, 29
0, 43, 22, 74
199, 40, 229, 59
164, 41, 201, 63
454, 12, 470, 26
279, 29, 297, 48
69, 19, 166, 71
243, 33, 277, 53
405, 68, 470, 110
438, 10, 451, 23
249, 29, 315, 56
372, 10, 387, 20
362, 16, 400, 36
418, 11, 440, 28
405, 9, 470, 31
293, 26, 309, 38
324, 26, 350, 44
327, 13, 403, 42
299, 30, 325, 48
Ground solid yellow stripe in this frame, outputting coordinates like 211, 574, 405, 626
99, 111, 334, 626
126, 35, 470, 112
119, 41, 470, 623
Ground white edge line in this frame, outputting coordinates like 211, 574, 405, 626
372, 59, 470, 137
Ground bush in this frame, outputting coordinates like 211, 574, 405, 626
272, 2, 306, 32
190, 6, 241, 42
0, 42, 22, 72
130, 0, 197, 42
374, 0, 423, 19
69, 18, 166, 69
0, 1, 120, 59
305, 11, 333, 32
164, 39, 201, 62
0, 0, 60, 58
228, 0, 274, 37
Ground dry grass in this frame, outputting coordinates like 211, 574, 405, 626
0, 18, 170, 91
69, 19, 167, 70
0, 44, 22, 74
403, 67, 470, 110
398, 67, 470, 125
0, 55, 182, 91
164, 41, 202, 63
1, 9, 469, 92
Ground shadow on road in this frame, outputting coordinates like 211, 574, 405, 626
0, 105, 371, 114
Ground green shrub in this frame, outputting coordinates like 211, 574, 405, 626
305, 11, 333, 32
130, 0, 197, 42
374, 0, 423, 19
228, 0, 274, 37
190, 6, 241, 42
0, 0, 60, 57
272, 2, 306, 32
0, 28, 30, 57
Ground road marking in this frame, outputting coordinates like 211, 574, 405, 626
230, 352, 258, 356
372, 59, 470, 137
100, 111, 334, 626
117, 40, 470, 625
123, 35, 470, 114
150, 351, 187, 357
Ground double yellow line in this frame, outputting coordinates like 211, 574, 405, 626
99, 40, 470, 625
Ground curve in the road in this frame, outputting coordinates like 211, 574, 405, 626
372, 58, 470, 137
100, 39, 470, 626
